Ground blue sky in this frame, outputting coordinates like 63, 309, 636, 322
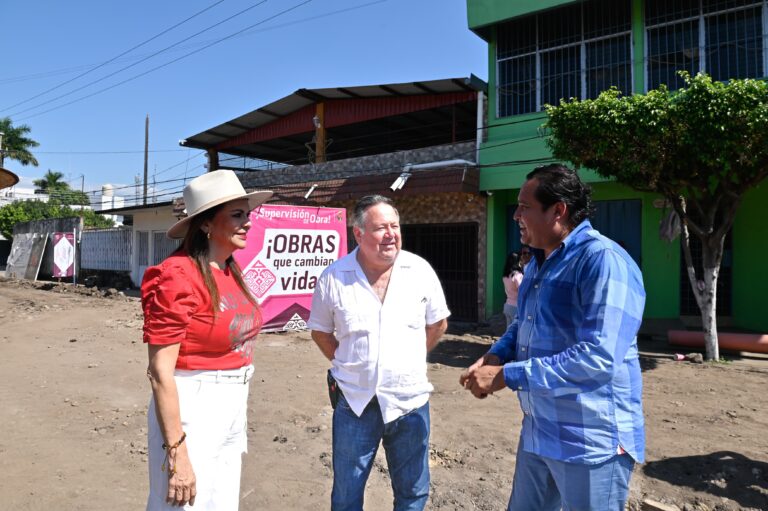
1, 0, 486, 203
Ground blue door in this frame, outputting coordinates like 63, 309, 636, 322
507, 199, 642, 266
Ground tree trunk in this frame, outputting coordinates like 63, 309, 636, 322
677, 199, 723, 361
698, 261, 720, 361
699, 236, 725, 361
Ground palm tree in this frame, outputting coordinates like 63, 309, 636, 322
33, 170, 67, 193
0, 117, 40, 167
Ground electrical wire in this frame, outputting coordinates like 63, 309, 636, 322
5, 0, 270, 118
0, 0, 389, 93
0, 0, 226, 112
11, 1, 317, 122
69, 129, 545, 207
33, 149, 189, 155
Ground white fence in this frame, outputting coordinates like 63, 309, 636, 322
80, 228, 132, 271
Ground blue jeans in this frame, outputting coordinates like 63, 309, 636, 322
331, 393, 430, 511
508, 445, 635, 511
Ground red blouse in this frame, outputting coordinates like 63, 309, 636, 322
141, 252, 262, 370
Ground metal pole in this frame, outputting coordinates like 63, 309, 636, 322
0, 131, 4, 168
143, 115, 149, 205
72, 228, 77, 285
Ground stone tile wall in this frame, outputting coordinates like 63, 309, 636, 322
238, 142, 476, 188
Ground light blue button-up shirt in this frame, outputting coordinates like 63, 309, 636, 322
489, 221, 646, 464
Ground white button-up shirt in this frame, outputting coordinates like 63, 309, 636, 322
308, 248, 450, 423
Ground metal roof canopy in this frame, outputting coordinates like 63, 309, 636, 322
99, 201, 174, 215
182, 76, 487, 165
0, 168, 19, 190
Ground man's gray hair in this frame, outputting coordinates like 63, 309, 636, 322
352, 195, 399, 232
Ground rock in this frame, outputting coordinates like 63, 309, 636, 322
685, 353, 704, 364
642, 499, 681, 511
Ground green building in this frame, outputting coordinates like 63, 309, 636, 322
467, 0, 768, 332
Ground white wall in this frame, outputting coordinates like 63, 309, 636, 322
0, 187, 49, 207
130, 205, 178, 286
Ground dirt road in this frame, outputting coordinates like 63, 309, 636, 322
1, 279, 767, 510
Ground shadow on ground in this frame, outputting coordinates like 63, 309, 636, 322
429, 337, 491, 368
643, 451, 768, 509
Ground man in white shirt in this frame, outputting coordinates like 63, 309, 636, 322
308, 195, 450, 511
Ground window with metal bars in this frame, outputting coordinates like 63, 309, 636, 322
137, 231, 149, 266
645, 0, 766, 91
152, 231, 182, 265
496, 0, 632, 117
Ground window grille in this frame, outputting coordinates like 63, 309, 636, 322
152, 231, 181, 265
646, 0, 765, 91
137, 231, 149, 266
496, 0, 632, 117
401, 223, 479, 322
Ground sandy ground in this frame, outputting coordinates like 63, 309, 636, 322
1, 278, 767, 511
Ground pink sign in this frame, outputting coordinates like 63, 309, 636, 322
52, 232, 75, 278
234, 204, 347, 332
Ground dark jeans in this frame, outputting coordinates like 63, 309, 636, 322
331, 393, 430, 511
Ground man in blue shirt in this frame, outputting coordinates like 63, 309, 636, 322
460, 164, 646, 511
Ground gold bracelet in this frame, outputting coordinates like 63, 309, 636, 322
162, 432, 187, 450
161, 432, 186, 474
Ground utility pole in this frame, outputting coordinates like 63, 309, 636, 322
143, 114, 149, 205
0, 131, 5, 168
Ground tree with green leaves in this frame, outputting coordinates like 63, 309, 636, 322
31, 170, 91, 206
33, 170, 67, 193
0, 117, 39, 167
545, 72, 768, 361
0, 200, 113, 239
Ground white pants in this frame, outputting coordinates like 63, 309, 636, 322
147, 365, 253, 511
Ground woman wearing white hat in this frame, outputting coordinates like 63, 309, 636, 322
141, 170, 271, 510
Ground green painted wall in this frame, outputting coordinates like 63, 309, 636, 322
486, 181, 680, 320
477, 0, 683, 320
731, 180, 768, 331
467, 0, 580, 36
485, 188, 518, 314
475, 0, 766, 332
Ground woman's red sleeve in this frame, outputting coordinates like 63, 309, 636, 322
141, 265, 200, 345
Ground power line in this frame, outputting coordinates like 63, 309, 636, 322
81, 130, 545, 207
34, 149, 189, 155
153, 152, 206, 178
0, 1, 226, 112
98, 132, 544, 201
6, 0, 270, 118
12, 0, 316, 122
0, 1, 387, 88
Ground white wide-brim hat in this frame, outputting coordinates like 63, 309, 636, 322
167, 169, 272, 239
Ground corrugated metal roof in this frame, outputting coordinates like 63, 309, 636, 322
181, 76, 486, 155
266, 166, 480, 205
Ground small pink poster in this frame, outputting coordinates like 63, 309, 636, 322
235, 204, 347, 332
53, 232, 75, 278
